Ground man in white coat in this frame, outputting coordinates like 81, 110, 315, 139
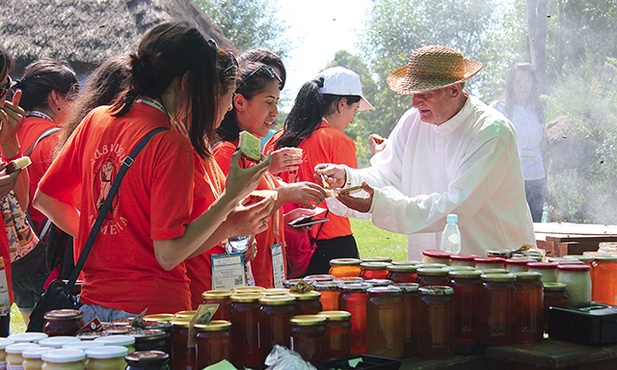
315, 45, 536, 261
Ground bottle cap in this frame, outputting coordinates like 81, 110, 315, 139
446, 214, 458, 224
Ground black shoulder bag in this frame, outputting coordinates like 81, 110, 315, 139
27, 127, 167, 332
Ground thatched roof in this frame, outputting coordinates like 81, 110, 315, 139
1, 0, 234, 75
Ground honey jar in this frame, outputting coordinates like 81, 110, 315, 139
317, 310, 351, 361
313, 282, 341, 311
474, 257, 506, 271
449, 254, 479, 268
195, 321, 232, 369
41, 349, 86, 370
289, 315, 326, 364
513, 272, 544, 344
201, 290, 233, 321
229, 293, 261, 368
393, 283, 420, 357
22, 347, 52, 370
125, 351, 169, 370
338, 283, 370, 355
85, 345, 128, 370
328, 258, 362, 278
416, 267, 450, 287
359, 262, 391, 280
259, 296, 296, 363
290, 291, 323, 315
421, 249, 451, 265
366, 286, 404, 358
386, 264, 417, 283
449, 270, 483, 353
43, 310, 85, 337
418, 286, 455, 359
169, 319, 195, 370
478, 273, 516, 346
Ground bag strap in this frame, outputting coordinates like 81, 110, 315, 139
24, 127, 62, 157
63, 127, 168, 294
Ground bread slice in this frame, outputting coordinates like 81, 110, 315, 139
239, 131, 262, 161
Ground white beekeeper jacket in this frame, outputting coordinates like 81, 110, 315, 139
328, 96, 536, 261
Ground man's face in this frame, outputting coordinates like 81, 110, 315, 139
411, 85, 460, 125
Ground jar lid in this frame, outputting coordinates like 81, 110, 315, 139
5, 342, 39, 354
513, 272, 543, 281
548, 257, 584, 264
317, 310, 352, 321
290, 291, 321, 301
230, 293, 262, 303
263, 288, 290, 296
104, 327, 130, 335
39, 336, 81, 349
449, 254, 479, 261
76, 332, 106, 341
169, 319, 191, 327
364, 279, 392, 287
339, 282, 372, 292
329, 258, 362, 266
474, 257, 505, 264
128, 329, 166, 340
417, 267, 449, 276
386, 264, 417, 272
360, 262, 391, 270
422, 249, 451, 258
557, 264, 591, 272
336, 277, 364, 284
41, 349, 86, 363
63, 341, 104, 351
361, 257, 393, 263
313, 281, 341, 291
194, 320, 232, 332
367, 286, 402, 295
481, 273, 516, 282
418, 285, 454, 295
290, 315, 327, 326
232, 286, 266, 294
477, 268, 509, 275
259, 296, 296, 305
543, 282, 568, 291
86, 345, 128, 359
392, 283, 420, 292
111, 318, 134, 326
140, 320, 173, 330
202, 289, 233, 300
175, 310, 197, 318
304, 274, 335, 282
94, 334, 135, 346
447, 266, 476, 272
594, 256, 617, 262
418, 263, 448, 269
125, 350, 168, 363
22, 347, 53, 359
391, 260, 421, 266
505, 258, 535, 265
449, 270, 483, 279
0, 338, 14, 349
44, 309, 84, 320
143, 314, 175, 322
486, 249, 511, 257
528, 262, 559, 270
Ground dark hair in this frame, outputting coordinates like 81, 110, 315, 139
16, 59, 79, 111
503, 63, 544, 122
0, 44, 13, 79
237, 48, 286, 89
275, 78, 360, 149
58, 56, 130, 154
112, 22, 226, 158
216, 60, 281, 143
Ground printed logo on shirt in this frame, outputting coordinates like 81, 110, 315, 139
91, 143, 129, 234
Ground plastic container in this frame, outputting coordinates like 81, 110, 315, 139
478, 273, 516, 346
421, 250, 451, 265
41, 349, 86, 370
195, 321, 232, 369
201, 290, 233, 321
591, 256, 617, 305
439, 214, 461, 254
7, 333, 47, 344
6, 343, 39, 369
85, 345, 128, 370
229, 293, 261, 368
338, 283, 370, 355
474, 257, 506, 271
0, 338, 15, 370
317, 310, 351, 361
366, 286, 404, 358
557, 264, 592, 307
449, 254, 479, 268
22, 347, 52, 370
418, 286, 455, 359
289, 315, 326, 364
527, 262, 559, 283
359, 262, 391, 280
505, 258, 534, 273
93, 336, 135, 355
513, 272, 544, 344
328, 258, 362, 278
39, 336, 81, 349
43, 310, 85, 337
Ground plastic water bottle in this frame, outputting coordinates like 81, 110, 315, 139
541, 202, 549, 223
440, 214, 462, 254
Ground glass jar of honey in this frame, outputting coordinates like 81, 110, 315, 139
449, 254, 479, 268
513, 272, 544, 344
557, 264, 592, 307
416, 268, 450, 287
290, 315, 326, 364
338, 283, 370, 355
231, 286, 265, 294
527, 262, 559, 283
449, 270, 483, 353
478, 273, 516, 346
195, 320, 232, 369
360, 262, 391, 280
317, 310, 351, 361
543, 282, 568, 331
421, 249, 451, 265
43, 309, 85, 337
130, 329, 166, 353
263, 288, 290, 297
290, 291, 323, 315
313, 282, 341, 311
229, 293, 261, 369
174, 310, 197, 319
591, 256, 617, 305
138, 321, 172, 358
170, 319, 195, 370
418, 286, 455, 359
474, 257, 506, 272
259, 296, 296, 363
41, 349, 86, 370
386, 264, 417, 283
329, 258, 362, 278
393, 283, 420, 357
202, 290, 233, 321
125, 351, 169, 370
366, 286, 404, 358
85, 345, 128, 370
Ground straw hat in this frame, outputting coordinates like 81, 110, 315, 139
387, 45, 483, 95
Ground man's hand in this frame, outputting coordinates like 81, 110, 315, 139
336, 181, 374, 213
314, 163, 347, 189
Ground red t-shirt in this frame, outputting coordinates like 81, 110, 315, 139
16, 116, 61, 233
214, 139, 287, 288
38, 104, 195, 314
0, 226, 13, 305
264, 120, 358, 240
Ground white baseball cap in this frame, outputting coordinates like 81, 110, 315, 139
316, 66, 375, 111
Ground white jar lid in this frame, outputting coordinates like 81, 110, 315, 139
39, 336, 81, 348
63, 341, 105, 350
0, 338, 15, 349
22, 347, 53, 359
42, 348, 86, 363
86, 345, 129, 359
93, 335, 135, 346
8, 332, 48, 343
5, 342, 39, 354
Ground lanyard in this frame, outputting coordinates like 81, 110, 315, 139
26, 111, 53, 121
137, 97, 190, 139
201, 156, 223, 198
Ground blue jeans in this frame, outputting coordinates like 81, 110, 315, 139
80, 304, 137, 323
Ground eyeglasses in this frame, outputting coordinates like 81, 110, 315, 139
207, 39, 238, 73
240, 65, 283, 88
0, 75, 12, 97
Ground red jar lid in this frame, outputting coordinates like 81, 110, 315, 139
422, 249, 451, 258
527, 262, 559, 270
450, 254, 479, 262
557, 264, 591, 272
505, 258, 535, 265
474, 257, 505, 264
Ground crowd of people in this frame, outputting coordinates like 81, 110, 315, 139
0, 21, 540, 331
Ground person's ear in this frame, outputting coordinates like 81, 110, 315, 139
450, 83, 463, 99
234, 93, 247, 112
338, 98, 348, 113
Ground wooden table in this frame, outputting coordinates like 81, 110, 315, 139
534, 222, 617, 257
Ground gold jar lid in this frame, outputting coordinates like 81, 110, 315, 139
232, 286, 265, 294
259, 296, 296, 305
128, 329, 166, 341
194, 320, 231, 332
360, 262, 391, 270
543, 282, 567, 291
386, 264, 417, 272
290, 315, 327, 326
230, 293, 262, 303
290, 291, 321, 301
513, 272, 543, 281
139, 320, 173, 330
202, 290, 233, 300
263, 288, 290, 296
170, 318, 192, 327
361, 257, 393, 263
175, 310, 197, 318
448, 270, 482, 279
416, 267, 449, 276
481, 273, 516, 282
329, 258, 362, 266
143, 314, 175, 322
317, 310, 352, 321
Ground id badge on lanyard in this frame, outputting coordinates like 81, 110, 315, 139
211, 253, 246, 290
270, 242, 285, 288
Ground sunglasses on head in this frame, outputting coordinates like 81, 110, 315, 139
240, 65, 283, 88
207, 39, 238, 73
0, 75, 12, 97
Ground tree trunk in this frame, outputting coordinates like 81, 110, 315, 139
526, 0, 548, 93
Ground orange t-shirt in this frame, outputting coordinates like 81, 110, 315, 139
213, 139, 287, 288
38, 104, 195, 314
264, 120, 358, 240
16, 116, 61, 233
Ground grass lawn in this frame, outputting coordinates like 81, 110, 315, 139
7, 219, 408, 334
